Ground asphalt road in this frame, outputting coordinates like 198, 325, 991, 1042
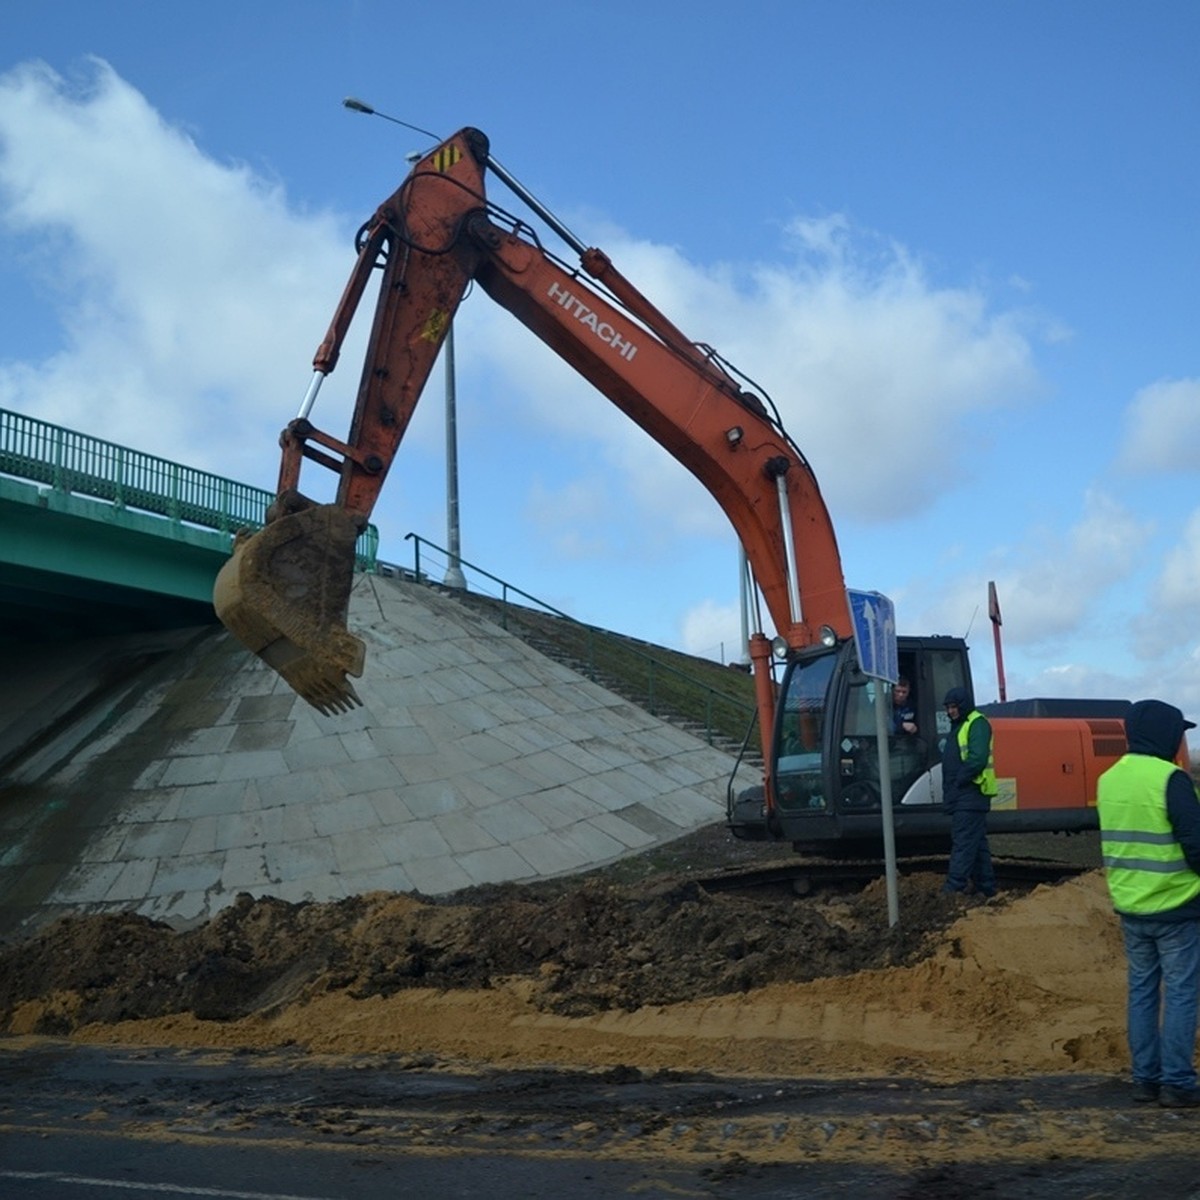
3, 1039, 1200, 1198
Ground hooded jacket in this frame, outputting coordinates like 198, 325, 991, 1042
1098, 699, 1200, 921
940, 686, 993, 812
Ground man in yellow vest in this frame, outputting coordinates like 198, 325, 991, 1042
1097, 698, 1200, 1108
941, 686, 997, 898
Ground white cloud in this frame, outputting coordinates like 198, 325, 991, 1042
679, 598, 744, 664
0, 57, 1051, 565
1155, 509, 1200, 610
0, 58, 370, 493
1149, 641, 1200, 721
913, 489, 1149, 647
1020, 642, 1200, 722
1119, 377, 1200, 474
523, 475, 621, 560
456, 206, 1046, 540
15, 57, 1166, 709
1011, 662, 1130, 700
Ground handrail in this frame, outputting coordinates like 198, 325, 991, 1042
0, 407, 378, 567
401, 532, 756, 749
404, 532, 575, 625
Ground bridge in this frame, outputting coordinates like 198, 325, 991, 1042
0, 409, 758, 938
0, 407, 378, 646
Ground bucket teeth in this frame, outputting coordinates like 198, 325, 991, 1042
213, 503, 367, 714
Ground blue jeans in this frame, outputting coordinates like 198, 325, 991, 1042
944, 808, 995, 895
1120, 915, 1200, 1090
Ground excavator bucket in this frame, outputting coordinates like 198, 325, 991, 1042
213, 504, 367, 715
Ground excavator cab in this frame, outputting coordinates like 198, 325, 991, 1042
731, 632, 1127, 854
730, 636, 973, 853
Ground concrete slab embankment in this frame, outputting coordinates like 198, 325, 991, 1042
0, 574, 754, 938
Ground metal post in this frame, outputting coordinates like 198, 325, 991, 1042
738, 544, 752, 665
773, 471, 803, 625
443, 322, 466, 590
874, 683, 900, 927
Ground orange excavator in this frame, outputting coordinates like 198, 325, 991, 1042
213, 126, 1185, 855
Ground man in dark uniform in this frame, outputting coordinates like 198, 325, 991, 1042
941, 686, 996, 898
891, 676, 917, 736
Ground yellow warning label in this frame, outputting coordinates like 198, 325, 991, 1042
431, 145, 462, 173
992, 778, 1017, 811
420, 309, 449, 343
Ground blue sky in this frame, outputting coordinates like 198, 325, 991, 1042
1, 1, 1198, 716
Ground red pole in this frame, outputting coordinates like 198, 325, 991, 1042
988, 581, 1007, 703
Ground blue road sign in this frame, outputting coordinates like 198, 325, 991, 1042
846, 588, 898, 684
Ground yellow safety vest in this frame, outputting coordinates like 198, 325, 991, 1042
956, 710, 997, 796
1098, 754, 1200, 915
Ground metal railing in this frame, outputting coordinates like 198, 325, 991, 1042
0, 407, 378, 566
400, 533, 757, 750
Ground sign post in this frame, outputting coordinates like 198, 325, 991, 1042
846, 589, 900, 926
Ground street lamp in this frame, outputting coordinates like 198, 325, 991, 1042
342, 97, 438, 141
441, 319, 466, 590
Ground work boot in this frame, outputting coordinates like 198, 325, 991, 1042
1158, 1085, 1200, 1108
1131, 1081, 1160, 1103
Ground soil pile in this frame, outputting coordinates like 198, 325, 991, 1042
0, 871, 947, 1028
0, 830, 1131, 1082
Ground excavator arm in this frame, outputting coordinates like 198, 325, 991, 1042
214, 127, 853, 776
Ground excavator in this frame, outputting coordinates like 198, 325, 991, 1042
213, 126, 1181, 856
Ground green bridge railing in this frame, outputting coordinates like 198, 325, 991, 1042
0, 407, 378, 566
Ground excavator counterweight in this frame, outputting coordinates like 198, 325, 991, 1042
213, 503, 366, 715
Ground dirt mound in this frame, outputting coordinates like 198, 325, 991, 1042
0, 822, 1133, 1081
0, 864, 956, 1033
3, 822, 1172, 1190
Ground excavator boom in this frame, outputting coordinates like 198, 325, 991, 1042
214, 128, 852, 769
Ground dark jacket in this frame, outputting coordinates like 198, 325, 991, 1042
941, 686, 992, 813
891, 701, 917, 735
1118, 699, 1200, 922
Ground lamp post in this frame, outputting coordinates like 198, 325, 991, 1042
441, 319, 466, 590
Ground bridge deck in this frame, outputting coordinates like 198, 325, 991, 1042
0, 407, 377, 642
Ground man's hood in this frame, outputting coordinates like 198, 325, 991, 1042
1125, 699, 1196, 761
943, 686, 974, 711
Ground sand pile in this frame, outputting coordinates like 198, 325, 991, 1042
2, 869, 1132, 1082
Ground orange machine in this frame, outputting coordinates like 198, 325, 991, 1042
214, 127, 848, 786
213, 127, 1180, 855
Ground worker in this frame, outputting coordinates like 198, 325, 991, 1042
940, 686, 997, 899
891, 676, 918, 736
1097, 699, 1200, 1108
